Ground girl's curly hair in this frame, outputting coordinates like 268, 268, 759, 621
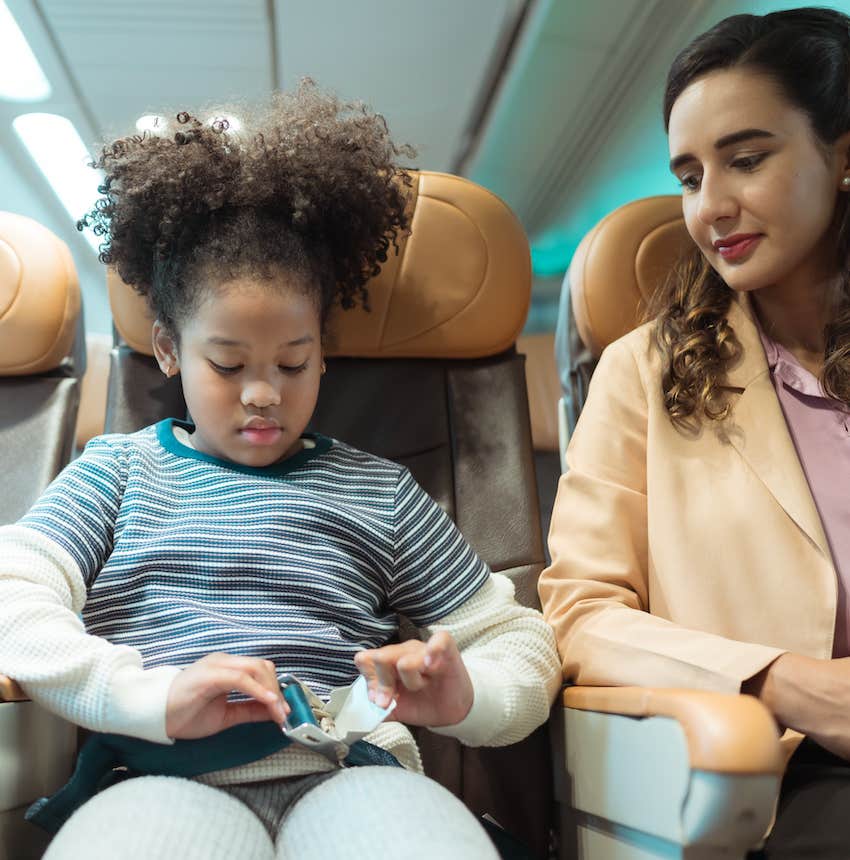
78, 79, 416, 335
654, 8, 850, 427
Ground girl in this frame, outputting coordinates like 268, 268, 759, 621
540, 8, 850, 858
0, 81, 560, 859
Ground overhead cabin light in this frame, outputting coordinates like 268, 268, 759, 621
208, 114, 242, 133
0, 2, 51, 101
13, 113, 104, 254
136, 114, 168, 135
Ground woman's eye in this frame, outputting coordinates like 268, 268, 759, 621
731, 153, 767, 171
208, 361, 242, 375
279, 362, 308, 374
679, 173, 701, 192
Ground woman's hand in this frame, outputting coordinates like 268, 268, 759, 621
354, 631, 473, 727
747, 653, 850, 760
165, 652, 288, 739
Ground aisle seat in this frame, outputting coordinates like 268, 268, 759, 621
553, 196, 784, 860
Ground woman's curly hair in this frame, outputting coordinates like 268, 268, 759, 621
654, 8, 850, 427
78, 79, 416, 335
646, 251, 740, 427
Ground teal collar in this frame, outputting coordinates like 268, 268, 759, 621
155, 418, 333, 478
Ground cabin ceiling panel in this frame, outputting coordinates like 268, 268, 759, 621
38, 0, 273, 140
466, 0, 714, 236
275, 0, 523, 171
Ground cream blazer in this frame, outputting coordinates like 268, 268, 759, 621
539, 294, 837, 712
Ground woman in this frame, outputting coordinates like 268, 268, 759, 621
539, 8, 850, 857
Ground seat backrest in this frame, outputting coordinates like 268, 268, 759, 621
0, 212, 83, 523
103, 170, 553, 855
557, 195, 692, 441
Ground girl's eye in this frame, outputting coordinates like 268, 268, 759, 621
731, 152, 767, 171
208, 361, 242, 375
279, 362, 308, 374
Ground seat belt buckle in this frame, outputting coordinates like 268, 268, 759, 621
279, 673, 397, 766
279, 674, 350, 764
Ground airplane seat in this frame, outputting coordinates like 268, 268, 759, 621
517, 332, 561, 559
1, 171, 554, 857
553, 196, 784, 859
0, 212, 84, 858
0, 211, 84, 523
73, 332, 112, 452
555, 195, 692, 467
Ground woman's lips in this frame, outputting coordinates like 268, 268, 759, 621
239, 426, 283, 446
715, 234, 762, 261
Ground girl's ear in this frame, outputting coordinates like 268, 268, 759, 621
152, 321, 180, 378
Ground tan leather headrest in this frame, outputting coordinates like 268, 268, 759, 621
0, 212, 81, 375
570, 195, 694, 357
108, 171, 531, 359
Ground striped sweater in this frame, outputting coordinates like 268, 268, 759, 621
0, 420, 560, 782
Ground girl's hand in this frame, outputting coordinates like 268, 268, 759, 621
354, 631, 473, 727
747, 653, 850, 760
165, 652, 288, 739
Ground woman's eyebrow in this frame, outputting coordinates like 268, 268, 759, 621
669, 128, 775, 173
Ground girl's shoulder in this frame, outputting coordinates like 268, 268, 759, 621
80, 423, 162, 459
315, 437, 407, 478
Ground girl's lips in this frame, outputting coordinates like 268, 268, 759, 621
715, 235, 762, 261
239, 426, 283, 446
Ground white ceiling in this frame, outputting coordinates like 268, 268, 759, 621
1, 0, 524, 333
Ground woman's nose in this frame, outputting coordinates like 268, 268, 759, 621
697, 173, 737, 225
240, 380, 281, 409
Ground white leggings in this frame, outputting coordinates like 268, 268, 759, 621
43, 767, 498, 859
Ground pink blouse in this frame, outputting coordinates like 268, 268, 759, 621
758, 327, 850, 656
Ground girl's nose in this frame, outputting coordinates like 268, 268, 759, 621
240, 380, 281, 409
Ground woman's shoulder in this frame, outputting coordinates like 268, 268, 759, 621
593, 318, 660, 388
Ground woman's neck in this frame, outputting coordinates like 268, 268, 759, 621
750, 273, 839, 377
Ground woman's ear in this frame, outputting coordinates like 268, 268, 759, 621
835, 130, 850, 188
152, 321, 180, 378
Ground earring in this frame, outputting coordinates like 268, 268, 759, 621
165, 365, 177, 378
320, 361, 327, 375
842, 176, 850, 188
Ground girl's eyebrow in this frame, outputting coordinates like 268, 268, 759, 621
669, 128, 775, 173
206, 335, 314, 347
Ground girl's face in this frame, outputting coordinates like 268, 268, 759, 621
667, 68, 850, 296
154, 277, 323, 468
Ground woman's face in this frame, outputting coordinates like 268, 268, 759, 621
668, 68, 849, 296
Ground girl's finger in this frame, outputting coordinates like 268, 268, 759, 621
358, 649, 401, 707
216, 669, 288, 724
424, 630, 454, 671
221, 699, 280, 730
396, 650, 428, 691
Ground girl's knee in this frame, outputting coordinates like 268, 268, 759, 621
45, 776, 274, 860
276, 767, 497, 859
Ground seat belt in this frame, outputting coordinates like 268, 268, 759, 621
27, 674, 400, 834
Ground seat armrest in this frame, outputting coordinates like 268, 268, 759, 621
0, 675, 27, 703
558, 687, 784, 857
564, 685, 783, 774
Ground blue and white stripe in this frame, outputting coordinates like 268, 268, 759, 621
19, 420, 489, 700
